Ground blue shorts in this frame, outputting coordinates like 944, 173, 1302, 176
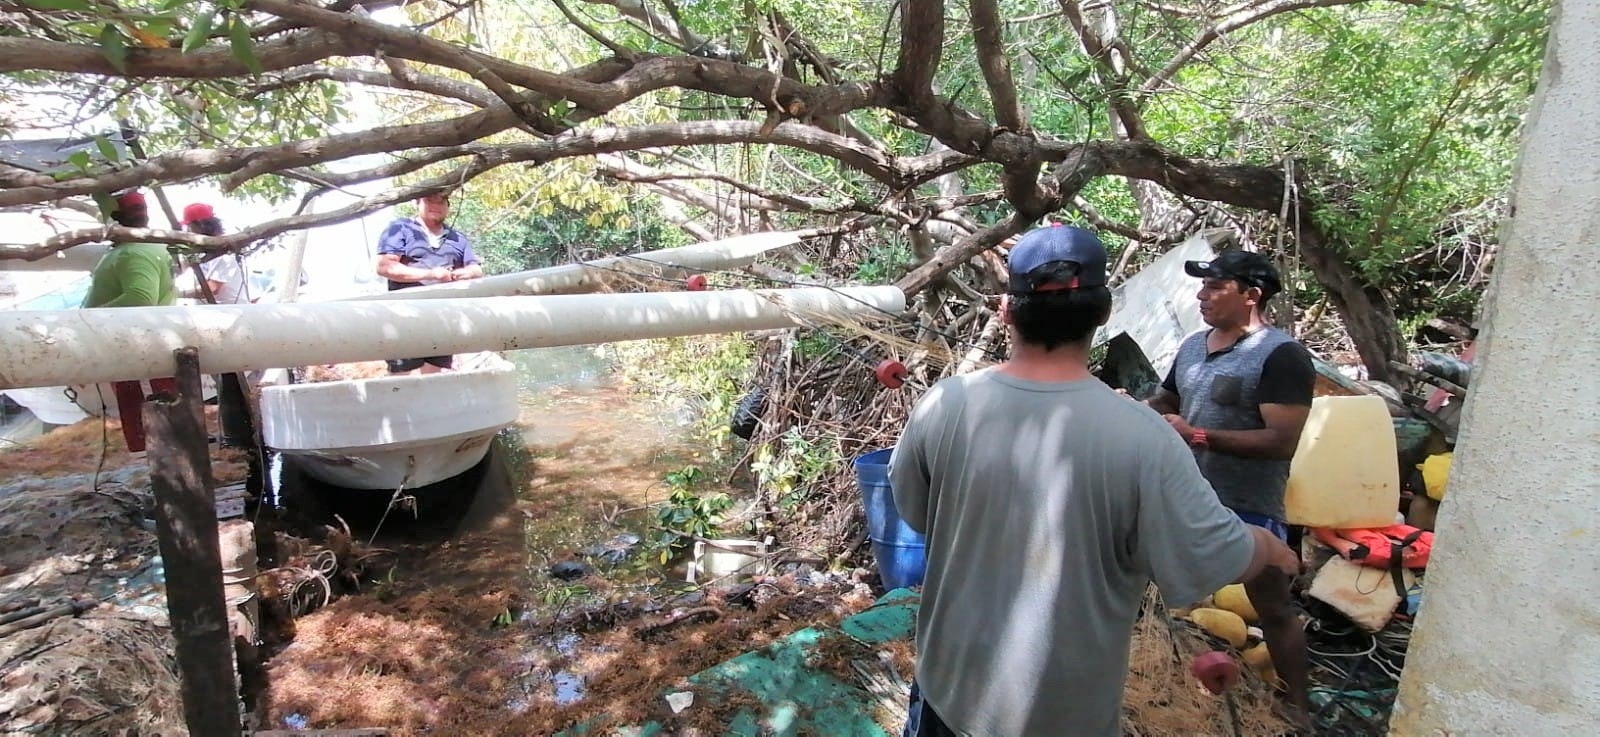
1235, 511, 1289, 542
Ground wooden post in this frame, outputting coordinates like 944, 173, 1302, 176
145, 346, 239, 737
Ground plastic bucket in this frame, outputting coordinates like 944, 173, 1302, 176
854, 448, 927, 590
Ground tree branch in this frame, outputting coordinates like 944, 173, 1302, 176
0, 107, 520, 206
246, 65, 496, 108
0, 29, 359, 77
894, 0, 946, 100
1059, 0, 1149, 139
967, 0, 1026, 131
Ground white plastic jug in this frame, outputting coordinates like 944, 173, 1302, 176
1285, 395, 1399, 529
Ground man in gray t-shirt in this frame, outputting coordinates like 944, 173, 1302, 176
890, 226, 1300, 737
1146, 250, 1314, 724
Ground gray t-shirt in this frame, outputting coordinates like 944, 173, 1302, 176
890, 368, 1254, 737
1163, 327, 1314, 520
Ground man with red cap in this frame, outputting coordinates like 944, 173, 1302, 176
81, 190, 177, 454
182, 202, 250, 304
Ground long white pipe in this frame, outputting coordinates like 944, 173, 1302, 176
344, 231, 801, 301
0, 286, 904, 389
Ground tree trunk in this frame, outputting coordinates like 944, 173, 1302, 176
1296, 219, 1406, 383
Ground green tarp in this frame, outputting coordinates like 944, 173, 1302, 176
562, 588, 919, 737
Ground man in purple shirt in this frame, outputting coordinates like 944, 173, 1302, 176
374, 191, 484, 374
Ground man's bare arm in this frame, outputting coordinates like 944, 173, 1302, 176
1145, 387, 1181, 415
1234, 525, 1301, 583
1190, 403, 1310, 460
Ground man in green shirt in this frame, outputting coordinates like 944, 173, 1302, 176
81, 191, 176, 309
82, 190, 177, 453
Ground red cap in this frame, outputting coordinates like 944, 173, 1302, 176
114, 191, 146, 210
181, 202, 215, 225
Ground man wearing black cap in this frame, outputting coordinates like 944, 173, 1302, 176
889, 226, 1300, 736
1145, 249, 1315, 723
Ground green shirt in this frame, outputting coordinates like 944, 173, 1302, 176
81, 243, 176, 308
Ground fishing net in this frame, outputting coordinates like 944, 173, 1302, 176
0, 474, 152, 575
0, 613, 185, 736
1123, 589, 1291, 737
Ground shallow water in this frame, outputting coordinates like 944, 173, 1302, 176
262, 344, 745, 728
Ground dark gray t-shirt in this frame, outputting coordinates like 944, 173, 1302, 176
1162, 327, 1315, 520
889, 368, 1254, 737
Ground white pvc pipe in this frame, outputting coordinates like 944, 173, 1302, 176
0, 244, 108, 272
0, 286, 904, 389
344, 231, 801, 301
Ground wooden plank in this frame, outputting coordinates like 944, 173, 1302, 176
146, 346, 240, 737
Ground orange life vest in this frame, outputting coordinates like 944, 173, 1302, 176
1312, 524, 1432, 570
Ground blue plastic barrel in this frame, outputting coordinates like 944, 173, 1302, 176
854, 448, 927, 590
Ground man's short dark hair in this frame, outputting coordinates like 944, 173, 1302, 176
110, 208, 149, 228
188, 217, 224, 236
1009, 286, 1112, 351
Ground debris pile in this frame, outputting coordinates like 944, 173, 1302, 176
262, 567, 879, 735
0, 468, 156, 605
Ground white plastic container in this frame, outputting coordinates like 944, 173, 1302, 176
1285, 395, 1400, 529
687, 539, 768, 583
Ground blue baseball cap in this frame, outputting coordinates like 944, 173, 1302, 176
1006, 225, 1108, 293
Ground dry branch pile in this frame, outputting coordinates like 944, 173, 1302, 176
733, 286, 996, 554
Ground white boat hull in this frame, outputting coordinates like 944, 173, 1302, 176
259, 353, 519, 490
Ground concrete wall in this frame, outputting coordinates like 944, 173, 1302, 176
1391, 2, 1600, 734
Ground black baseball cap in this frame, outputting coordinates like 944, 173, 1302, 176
1185, 250, 1282, 299
1006, 225, 1108, 294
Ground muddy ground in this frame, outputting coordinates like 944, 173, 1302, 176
257, 350, 883, 735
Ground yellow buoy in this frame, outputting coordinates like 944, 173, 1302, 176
1187, 607, 1249, 649
1213, 584, 1259, 624
1420, 452, 1453, 501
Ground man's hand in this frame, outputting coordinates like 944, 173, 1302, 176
429, 266, 455, 282
1163, 413, 1197, 444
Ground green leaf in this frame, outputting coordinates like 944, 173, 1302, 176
91, 192, 116, 217
98, 24, 129, 73
142, 17, 175, 37
21, 0, 93, 10
92, 135, 119, 163
67, 150, 92, 171
183, 9, 215, 53
226, 14, 261, 73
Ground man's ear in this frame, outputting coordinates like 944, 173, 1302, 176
999, 294, 1014, 325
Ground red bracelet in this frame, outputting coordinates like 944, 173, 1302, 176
1190, 428, 1209, 448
